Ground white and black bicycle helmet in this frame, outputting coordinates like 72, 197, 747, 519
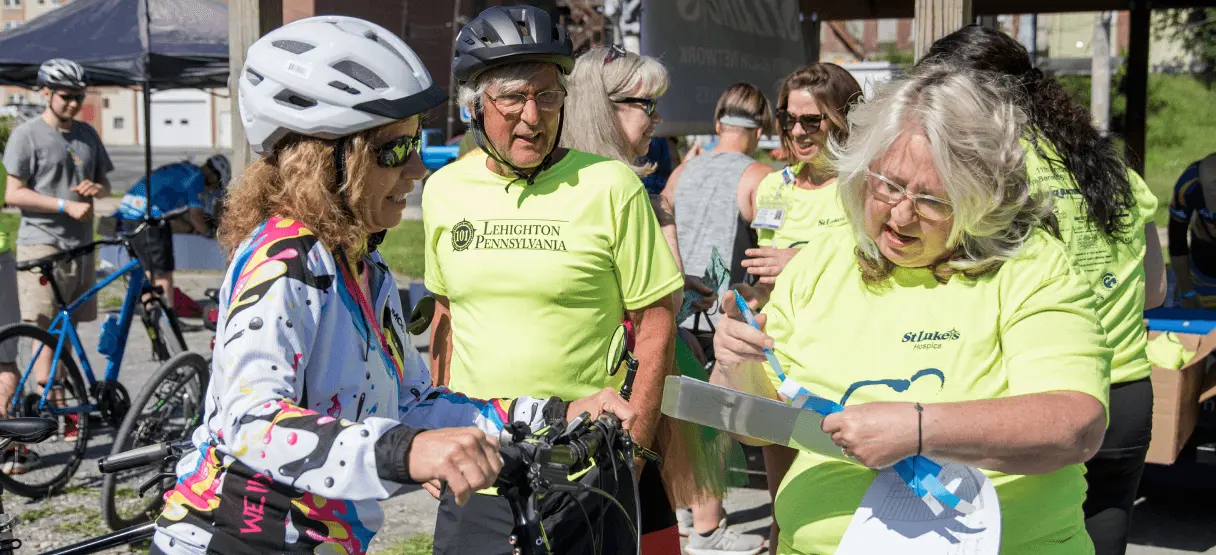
453, 5, 574, 84
239, 15, 446, 154
37, 58, 87, 90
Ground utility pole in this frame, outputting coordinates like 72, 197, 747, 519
447, 0, 462, 139
1091, 11, 1112, 134
228, 0, 281, 180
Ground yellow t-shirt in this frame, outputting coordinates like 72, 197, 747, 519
762, 226, 1111, 555
754, 165, 847, 249
423, 150, 683, 400
1024, 137, 1157, 384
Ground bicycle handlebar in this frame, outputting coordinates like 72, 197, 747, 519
98, 441, 193, 474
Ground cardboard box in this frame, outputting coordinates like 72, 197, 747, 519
1145, 329, 1216, 465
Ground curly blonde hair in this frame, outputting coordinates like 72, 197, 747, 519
833, 66, 1048, 285
219, 126, 387, 260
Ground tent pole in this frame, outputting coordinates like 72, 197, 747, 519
142, 0, 153, 222
143, 84, 152, 222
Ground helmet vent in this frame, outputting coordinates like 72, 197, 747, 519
332, 60, 388, 90
272, 40, 314, 55
245, 69, 264, 86
328, 80, 361, 95
274, 90, 317, 110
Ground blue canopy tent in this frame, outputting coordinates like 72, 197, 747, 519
0, 0, 228, 219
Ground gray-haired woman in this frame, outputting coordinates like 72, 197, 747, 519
709, 66, 1110, 554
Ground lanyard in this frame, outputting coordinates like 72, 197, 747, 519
336, 253, 404, 384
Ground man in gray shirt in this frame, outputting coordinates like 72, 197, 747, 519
1, 59, 112, 468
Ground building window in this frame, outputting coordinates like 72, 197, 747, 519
102, 97, 109, 108
164, 119, 172, 125
2, 0, 20, 7
7, 94, 19, 104
179, 118, 188, 125
113, 116, 124, 129
3, 21, 21, 30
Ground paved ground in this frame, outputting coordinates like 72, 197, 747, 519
3, 270, 1215, 553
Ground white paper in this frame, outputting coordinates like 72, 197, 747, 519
836, 463, 1001, 555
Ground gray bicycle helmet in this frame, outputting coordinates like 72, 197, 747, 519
37, 59, 87, 90
453, 5, 574, 84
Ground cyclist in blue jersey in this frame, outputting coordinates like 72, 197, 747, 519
1169, 153, 1216, 308
116, 155, 230, 307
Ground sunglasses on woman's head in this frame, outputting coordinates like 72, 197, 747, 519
612, 97, 657, 116
776, 110, 826, 133
375, 133, 422, 168
604, 44, 628, 64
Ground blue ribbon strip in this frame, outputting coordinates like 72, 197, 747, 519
731, 291, 974, 515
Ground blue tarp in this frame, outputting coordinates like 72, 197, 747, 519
0, 0, 227, 89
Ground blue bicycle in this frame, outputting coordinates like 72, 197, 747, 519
0, 217, 188, 498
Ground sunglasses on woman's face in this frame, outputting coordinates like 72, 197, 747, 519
776, 110, 826, 134
612, 97, 658, 116
376, 133, 422, 168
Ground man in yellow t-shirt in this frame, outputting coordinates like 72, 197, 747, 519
426, 6, 682, 554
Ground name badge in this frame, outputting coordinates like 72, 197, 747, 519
753, 207, 785, 231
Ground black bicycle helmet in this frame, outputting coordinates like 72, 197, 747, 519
453, 5, 574, 84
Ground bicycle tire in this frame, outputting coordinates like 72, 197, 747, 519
100, 351, 208, 530
0, 323, 92, 499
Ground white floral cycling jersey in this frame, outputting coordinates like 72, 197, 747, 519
152, 216, 556, 555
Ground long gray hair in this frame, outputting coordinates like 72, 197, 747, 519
833, 65, 1049, 283
560, 46, 668, 174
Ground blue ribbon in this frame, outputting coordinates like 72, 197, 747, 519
731, 291, 974, 515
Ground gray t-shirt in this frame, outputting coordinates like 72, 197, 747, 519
3, 118, 112, 249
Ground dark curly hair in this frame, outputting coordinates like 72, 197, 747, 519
920, 24, 1134, 239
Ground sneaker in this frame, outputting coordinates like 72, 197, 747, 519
62, 414, 79, 443
685, 519, 765, 555
1, 445, 39, 475
677, 508, 694, 537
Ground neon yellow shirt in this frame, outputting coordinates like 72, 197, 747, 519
762, 226, 1110, 555
754, 165, 847, 249
1024, 137, 1157, 384
423, 150, 682, 400
0, 161, 12, 254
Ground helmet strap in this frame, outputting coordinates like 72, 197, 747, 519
471, 104, 564, 191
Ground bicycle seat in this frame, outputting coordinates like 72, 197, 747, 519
15, 241, 109, 272
0, 418, 58, 444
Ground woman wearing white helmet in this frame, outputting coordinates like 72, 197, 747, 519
149, 16, 634, 555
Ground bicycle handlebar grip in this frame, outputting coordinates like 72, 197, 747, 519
98, 442, 172, 474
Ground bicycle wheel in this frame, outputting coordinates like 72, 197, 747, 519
0, 323, 92, 499
100, 351, 208, 530
139, 296, 187, 361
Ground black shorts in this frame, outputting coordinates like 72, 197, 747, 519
434, 461, 676, 555
125, 219, 175, 275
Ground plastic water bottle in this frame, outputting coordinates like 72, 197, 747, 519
98, 313, 120, 360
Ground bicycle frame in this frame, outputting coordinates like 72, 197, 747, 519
10, 258, 149, 416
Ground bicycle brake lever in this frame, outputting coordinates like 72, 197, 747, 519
138, 471, 176, 498
562, 412, 591, 439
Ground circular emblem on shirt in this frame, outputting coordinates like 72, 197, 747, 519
1102, 272, 1117, 289
451, 219, 475, 252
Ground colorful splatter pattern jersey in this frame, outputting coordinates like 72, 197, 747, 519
152, 217, 553, 554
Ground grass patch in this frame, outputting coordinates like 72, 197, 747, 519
54, 511, 108, 538
19, 505, 55, 523
377, 534, 434, 555
114, 486, 139, 501
378, 220, 425, 279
